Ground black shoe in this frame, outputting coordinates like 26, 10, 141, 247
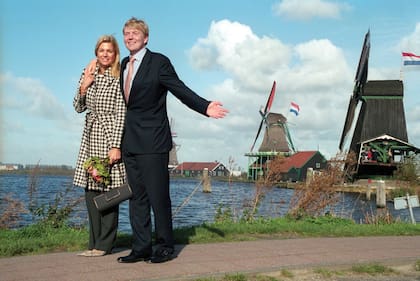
117, 252, 151, 263
150, 248, 174, 263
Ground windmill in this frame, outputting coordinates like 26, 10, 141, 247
339, 30, 419, 179
250, 81, 296, 154
168, 118, 180, 170
250, 81, 277, 152
246, 81, 296, 180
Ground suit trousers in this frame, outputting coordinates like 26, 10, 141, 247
85, 190, 119, 253
123, 152, 174, 254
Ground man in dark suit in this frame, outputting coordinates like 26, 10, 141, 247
117, 17, 229, 264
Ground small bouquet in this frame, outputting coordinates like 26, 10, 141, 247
83, 156, 111, 186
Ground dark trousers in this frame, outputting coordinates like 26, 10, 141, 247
123, 152, 174, 255
85, 190, 119, 253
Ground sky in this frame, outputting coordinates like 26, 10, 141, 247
1, 0, 420, 172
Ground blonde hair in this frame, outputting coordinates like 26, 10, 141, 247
94, 35, 121, 78
123, 17, 149, 44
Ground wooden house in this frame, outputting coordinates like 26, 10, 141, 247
171, 162, 230, 177
274, 151, 327, 182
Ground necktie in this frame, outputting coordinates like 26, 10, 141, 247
124, 56, 135, 102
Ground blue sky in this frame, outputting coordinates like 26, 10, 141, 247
1, 0, 420, 171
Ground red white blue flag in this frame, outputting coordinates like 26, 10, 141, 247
289, 102, 300, 116
402, 52, 420, 66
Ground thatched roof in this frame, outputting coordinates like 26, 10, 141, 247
258, 113, 291, 153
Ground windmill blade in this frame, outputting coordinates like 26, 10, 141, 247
262, 81, 276, 114
339, 95, 358, 150
353, 30, 370, 99
339, 30, 370, 151
250, 119, 264, 152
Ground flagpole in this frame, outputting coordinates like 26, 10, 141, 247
400, 66, 403, 81
400, 52, 404, 81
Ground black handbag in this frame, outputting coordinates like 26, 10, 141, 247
93, 183, 132, 212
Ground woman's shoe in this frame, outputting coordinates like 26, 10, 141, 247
77, 250, 93, 257
90, 249, 106, 257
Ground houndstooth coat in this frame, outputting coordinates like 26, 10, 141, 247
73, 67, 126, 191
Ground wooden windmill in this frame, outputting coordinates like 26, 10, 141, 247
339, 30, 419, 180
246, 81, 296, 180
168, 118, 180, 170
258, 113, 296, 153
250, 81, 296, 153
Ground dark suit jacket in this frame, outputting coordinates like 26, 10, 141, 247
121, 49, 210, 154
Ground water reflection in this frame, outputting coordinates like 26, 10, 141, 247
0, 174, 419, 234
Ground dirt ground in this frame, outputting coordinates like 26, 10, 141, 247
260, 263, 420, 281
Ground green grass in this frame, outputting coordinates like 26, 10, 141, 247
0, 223, 88, 256
351, 263, 395, 275
415, 260, 420, 271
313, 267, 345, 278
279, 269, 294, 278
1, 216, 420, 257
174, 216, 420, 244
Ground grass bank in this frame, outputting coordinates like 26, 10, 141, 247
1, 216, 419, 257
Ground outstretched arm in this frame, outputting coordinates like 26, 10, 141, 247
206, 101, 229, 119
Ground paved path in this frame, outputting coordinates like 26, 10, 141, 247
1, 236, 419, 281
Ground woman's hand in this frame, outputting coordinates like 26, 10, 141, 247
86, 59, 97, 74
108, 148, 121, 164
80, 59, 97, 95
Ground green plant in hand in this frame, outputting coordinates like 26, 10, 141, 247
83, 156, 111, 186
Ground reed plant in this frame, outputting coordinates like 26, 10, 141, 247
0, 161, 84, 230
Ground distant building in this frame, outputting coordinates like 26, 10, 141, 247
171, 162, 230, 177
230, 170, 242, 177
24, 164, 73, 170
274, 151, 327, 182
0, 164, 22, 171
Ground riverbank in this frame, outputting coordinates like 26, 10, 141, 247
2, 173, 419, 233
3, 215, 420, 257
0, 168, 74, 176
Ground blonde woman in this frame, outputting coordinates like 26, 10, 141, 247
73, 35, 126, 257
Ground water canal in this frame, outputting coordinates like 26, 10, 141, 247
1, 174, 418, 233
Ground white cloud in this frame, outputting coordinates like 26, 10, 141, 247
180, 19, 354, 168
189, 19, 291, 91
398, 24, 420, 148
406, 104, 420, 146
289, 39, 350, 91
398, 22, 420, 54
273, 0, 351, 21
0, 72, 82, 165
1, 72, 67, 120
368, 67, 400, 81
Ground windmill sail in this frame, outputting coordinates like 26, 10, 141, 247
339, 30, 370, 151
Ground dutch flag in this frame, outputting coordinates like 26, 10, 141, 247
402, 52, 420, 66
289, 102, 300, 116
